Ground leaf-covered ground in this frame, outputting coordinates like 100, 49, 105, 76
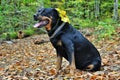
0, 29, 120, 80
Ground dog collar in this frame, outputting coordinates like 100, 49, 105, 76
49, 19, 60, 32
50, 22, 66, 39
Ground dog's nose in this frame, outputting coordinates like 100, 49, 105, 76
33, 14, 38, 21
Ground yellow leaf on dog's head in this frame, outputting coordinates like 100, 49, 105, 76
56, 8, 70, 23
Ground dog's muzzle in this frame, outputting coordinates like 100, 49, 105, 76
33, 14, 49, 28
33, 14, 39, 21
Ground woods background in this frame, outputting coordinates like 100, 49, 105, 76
0, 0, 120, 40
0, 0, 120, 79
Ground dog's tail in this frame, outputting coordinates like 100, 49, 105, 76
86, 60, 101, 71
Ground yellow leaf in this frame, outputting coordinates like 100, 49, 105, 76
79, 0, 83, 2
56, 8, 70, 23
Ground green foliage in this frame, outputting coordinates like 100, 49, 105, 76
24, 28, 35, 37
9, 32, 17, 39
0, 0, 120, 40
0, 33, 7, 40
95, 22, 116, 39
0, 32, 17, 40
71, 18, 97, 29
0, 0, 40, 36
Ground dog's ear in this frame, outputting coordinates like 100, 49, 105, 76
51, 8, 60, 19
52, 8, 59, 14
38, 8, 45, 14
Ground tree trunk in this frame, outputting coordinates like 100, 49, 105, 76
113, 0, 118, 21
94, 0, 100, 19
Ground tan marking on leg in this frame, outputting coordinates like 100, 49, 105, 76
70, 53, 76, 74
57, 40, 62, 46
56, 55, 62, 72
86, 64, 94, 70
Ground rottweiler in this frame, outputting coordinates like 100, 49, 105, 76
33, 8, 101, 74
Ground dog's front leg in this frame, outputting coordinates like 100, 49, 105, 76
56, 54, 62, 73
61, 37, 76, 74
69, 52, 76, 74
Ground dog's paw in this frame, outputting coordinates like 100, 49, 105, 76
70, 67, 76, 75
64, 65, 76, 75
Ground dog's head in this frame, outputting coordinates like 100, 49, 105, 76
33, 8, 60, 31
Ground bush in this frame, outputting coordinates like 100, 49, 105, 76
0, 33, 7, 40
23, 29, 35, 37
9, 32, 17, 39
95, 22, 116, 39
0, 32, 17, 40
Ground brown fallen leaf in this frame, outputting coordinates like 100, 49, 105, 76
0, 67, 4, 71
49, 68, 56, 75
116, 50, 120, 54
90, 75, 97, 80
74, 77, 84, 80
22, 76, 29, 80
102, 58, 109, 66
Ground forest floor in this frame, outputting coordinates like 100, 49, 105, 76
0, 28, 120, 80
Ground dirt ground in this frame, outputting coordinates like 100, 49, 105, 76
0, 29, 120, 80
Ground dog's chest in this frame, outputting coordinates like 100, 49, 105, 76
51, 39, 63, 47
57, 40, 62, 46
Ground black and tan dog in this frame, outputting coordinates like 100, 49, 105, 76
33, 8, 101, 74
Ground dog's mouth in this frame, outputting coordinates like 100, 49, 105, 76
34, 20, 49, 28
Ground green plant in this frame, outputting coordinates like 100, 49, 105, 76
23, 29, 35, 37
0, 32, 17, 40
0, 33, 7, 39
9, 32, 17, 39
95, 22, 116, 39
